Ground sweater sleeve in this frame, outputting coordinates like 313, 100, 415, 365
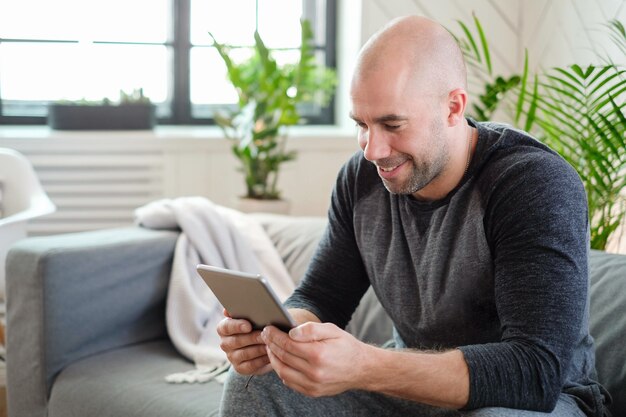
284, 154, 371, 328
459, 151, 589, 412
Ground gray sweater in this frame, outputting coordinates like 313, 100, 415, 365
285, 120, 608, 415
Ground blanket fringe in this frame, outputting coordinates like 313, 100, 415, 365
164, 361, 231, 384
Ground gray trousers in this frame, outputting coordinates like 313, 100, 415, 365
219, 369, 586, 417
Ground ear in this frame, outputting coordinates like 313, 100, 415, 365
446, 88, 468, 127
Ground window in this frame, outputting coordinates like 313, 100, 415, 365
0, 0, 336, 125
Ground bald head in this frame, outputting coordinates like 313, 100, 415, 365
353, 16, 467, 97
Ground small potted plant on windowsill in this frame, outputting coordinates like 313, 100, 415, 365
210, 19, 336, 214
47, 88, 156, 130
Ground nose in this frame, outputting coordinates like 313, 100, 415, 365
360, 128, 391, 162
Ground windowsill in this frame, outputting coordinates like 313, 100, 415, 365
0, 124, 357, 141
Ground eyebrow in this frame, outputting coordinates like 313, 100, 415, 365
349, 113, 409, 124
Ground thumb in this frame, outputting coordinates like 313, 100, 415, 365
289, 322, 341, 342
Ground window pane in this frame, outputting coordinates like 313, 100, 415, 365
190, 46, 239, 106
1, 0, 333, 124
189, 47, 301, 107
191, 0, 256, 47
0, 0, 168, 43
257, 0, 303, 49
309, 0, 328, 45
271, 49, 300, 66
0, 42, 168, 102
88, 0, 170, 43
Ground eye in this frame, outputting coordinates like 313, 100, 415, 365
385, 124, 402, 131
355, 121, 368, 130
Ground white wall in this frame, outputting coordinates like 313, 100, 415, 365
344, 0, 626, 126
358, 0, 625, 70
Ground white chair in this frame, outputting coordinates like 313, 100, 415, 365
0, 148, 56, 304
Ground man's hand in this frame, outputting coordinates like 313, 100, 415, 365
217, 309, 271, 376
262, 322, 372, 397
217, 308, 320, 376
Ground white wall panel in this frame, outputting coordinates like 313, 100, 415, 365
359, 0, 625, 83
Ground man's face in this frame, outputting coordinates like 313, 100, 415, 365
350, 68, 450, 197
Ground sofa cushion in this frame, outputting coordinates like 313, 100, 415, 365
589, 250, 626, 417
48, 340, 223, 417
251, 213, 327, 285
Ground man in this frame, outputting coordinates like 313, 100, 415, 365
217, 16, 610, 416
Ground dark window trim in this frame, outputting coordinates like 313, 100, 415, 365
0, 0, 337, 126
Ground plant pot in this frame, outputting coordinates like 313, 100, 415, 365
47, 103, 156, 130
237, 198, 291, 215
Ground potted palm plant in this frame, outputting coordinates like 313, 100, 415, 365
455, 16, 626, 250
209, 19, 336, 213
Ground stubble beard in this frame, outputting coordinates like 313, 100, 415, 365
380, 152, 448, 195
379, 122, 449, 195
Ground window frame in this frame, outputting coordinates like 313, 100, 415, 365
0, 0, 336, 126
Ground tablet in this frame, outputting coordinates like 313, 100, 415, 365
196, 264, 296, 332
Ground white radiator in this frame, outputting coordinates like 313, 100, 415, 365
10, 138, 165, 236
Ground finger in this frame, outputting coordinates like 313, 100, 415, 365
265, 337, 310, 371
289, 322, 342, 342
217, 317, 253, 336
254, 362, 273, 376
262, 326, 326, 359
223, 308, 232, 318
266, 347, 314, 394
220, 331, 263, 352
266, 344, 301, 380
254, 362, 274, 375
235, 353, 271, 375
229, 344, 267, 364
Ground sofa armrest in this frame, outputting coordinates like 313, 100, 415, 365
5, 226, 178, 417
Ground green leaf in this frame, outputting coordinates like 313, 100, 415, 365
535, 94, 585, 134
544, 74, 585, 99
606, 20, 626, 58
516, 49, 529, 124
524, 73, 539, 132
553, 67, 586, 87
587, 65, 612, 86
570, 64, 585, 78
588, 75, 626, 109
457, 20, 481, 63
540, 81, 585, 109
473, 12, 492, 74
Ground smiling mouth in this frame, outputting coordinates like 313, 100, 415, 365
376, 159, 408, 177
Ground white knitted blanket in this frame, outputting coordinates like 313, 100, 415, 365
134, 197, 294, 383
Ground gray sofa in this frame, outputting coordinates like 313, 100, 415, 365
5, 214, 626, 417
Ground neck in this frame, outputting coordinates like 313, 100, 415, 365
411, 121, 475, 202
